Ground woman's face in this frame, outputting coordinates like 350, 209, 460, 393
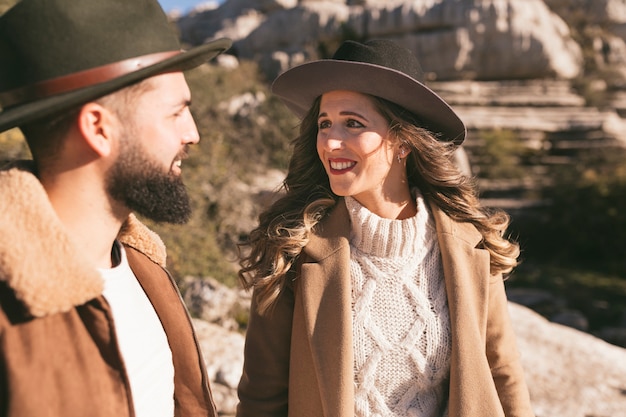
316, 90, 410, 212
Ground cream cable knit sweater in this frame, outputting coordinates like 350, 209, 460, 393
346, 192, 452, 417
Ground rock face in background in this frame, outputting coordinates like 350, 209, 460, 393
172, 1, 626, 415
176, 0, 626, 210
432, 78, 626, 211
188, 278, 626, 417
179, 0, 584, 81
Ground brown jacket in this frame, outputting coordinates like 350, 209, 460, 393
0, 165, 216, 417
237, 199, 535, 417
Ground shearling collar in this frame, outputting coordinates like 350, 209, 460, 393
0, 162, 167, 317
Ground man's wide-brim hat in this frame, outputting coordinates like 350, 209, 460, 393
0, 0, 232, 133
272, 39, 466, 145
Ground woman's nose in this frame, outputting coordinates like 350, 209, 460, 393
319, 128, 345, 151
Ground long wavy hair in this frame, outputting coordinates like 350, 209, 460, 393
239, 94, 520, 314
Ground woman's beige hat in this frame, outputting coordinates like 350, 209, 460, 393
272, 39, 466, 145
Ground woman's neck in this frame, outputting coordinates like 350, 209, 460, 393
351, 190, 417, 220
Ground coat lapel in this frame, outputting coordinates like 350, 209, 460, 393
429, 202, 488, 316
429, 202, 490, 340
429, 203, 499, 416
298, 200, 355, 417
296, 199, 493, 417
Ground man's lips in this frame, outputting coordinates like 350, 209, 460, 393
172, 148, 189, 172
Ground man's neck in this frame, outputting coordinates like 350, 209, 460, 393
42, 171, 128, 269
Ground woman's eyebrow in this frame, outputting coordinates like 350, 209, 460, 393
318, 110, 369, 121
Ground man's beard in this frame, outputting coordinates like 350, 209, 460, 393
106, 138, 192, 224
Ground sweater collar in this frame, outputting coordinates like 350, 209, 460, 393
0, 162, 166, 317
305, 196, 484, 261
344, 190, 436, 259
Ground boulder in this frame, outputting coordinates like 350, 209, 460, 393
176, 0, 584, 81
190, 296, 626, 417
510, 303, 626, 417
354, 0, 583, 80
192, 318, 244, 416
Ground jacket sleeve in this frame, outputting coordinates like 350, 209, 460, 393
486, 274, 535, 417
237, 282, 295, 417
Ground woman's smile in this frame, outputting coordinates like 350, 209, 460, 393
328, 158, 356, 173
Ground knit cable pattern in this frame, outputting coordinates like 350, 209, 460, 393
346, 193, 452, 417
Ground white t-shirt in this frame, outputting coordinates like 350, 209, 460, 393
99, 242, 175, 417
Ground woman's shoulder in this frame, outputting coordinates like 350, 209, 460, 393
428, 201, 484, 248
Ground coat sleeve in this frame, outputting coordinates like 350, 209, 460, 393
486, 274, 535, 417
237, 282, 295, 417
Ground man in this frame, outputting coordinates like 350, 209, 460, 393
0, 0, 231, 416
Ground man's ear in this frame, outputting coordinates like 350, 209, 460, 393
77, 102, 118, 157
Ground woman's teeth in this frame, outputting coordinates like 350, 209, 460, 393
330, 161, 355, 170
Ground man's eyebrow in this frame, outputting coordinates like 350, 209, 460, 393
173, 99, 192, 110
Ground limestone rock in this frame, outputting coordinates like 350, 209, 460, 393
510, 303, 626, 417
544, 0, 626, 25
181, 276, 251, 331
176, 0, 584, 81
234, 1, 351, 58
354, 0, 583, 80
191, 300, 626, 417
192, 318, 244, 416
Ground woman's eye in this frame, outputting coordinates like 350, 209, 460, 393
346, 119, 364, 128
318, 120, 331, 129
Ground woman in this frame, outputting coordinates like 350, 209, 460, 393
236, 39, 535, 417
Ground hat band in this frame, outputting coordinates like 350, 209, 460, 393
0, 50, 181, 108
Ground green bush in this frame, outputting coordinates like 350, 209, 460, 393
514, 147, 626, 272
0, 128, 30, 160
469, 129, 532, 180
510, 262, 626, 331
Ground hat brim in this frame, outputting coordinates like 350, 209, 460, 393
0, 37, 232, 132
271, 60, 466, 145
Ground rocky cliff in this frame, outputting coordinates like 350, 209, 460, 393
175, 0, 626, 208
171, 1, 626, 415
178, 0, 584, 80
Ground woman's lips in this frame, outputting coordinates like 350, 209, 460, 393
328, 158, 356, 173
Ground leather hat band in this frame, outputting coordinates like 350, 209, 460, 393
0, 50, 181, 108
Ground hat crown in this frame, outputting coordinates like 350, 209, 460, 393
331, 39, 425, 84
271, 39, 466, 144
0, 0, 180, 94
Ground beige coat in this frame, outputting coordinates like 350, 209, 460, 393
0, 165, 216, 417
238, 199, 534, 417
